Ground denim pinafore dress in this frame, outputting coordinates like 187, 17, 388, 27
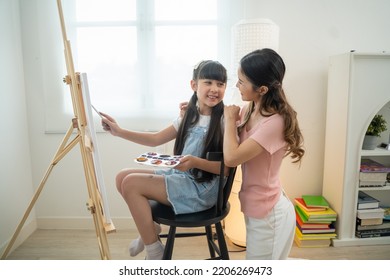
154, 120, 220, 215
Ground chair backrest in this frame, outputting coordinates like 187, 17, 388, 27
207, 152, 237, 215
221, 165, 237, 212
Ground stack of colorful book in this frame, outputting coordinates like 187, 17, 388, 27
355, 191, 389, 238
294, 195, 337, 247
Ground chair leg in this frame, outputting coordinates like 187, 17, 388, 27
163, 226, 176, 260
205, 226, 216, 258
215, 222, 229, 260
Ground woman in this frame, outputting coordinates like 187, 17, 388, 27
224, 49, 305, 259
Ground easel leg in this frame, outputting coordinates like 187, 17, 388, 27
1, 124, 79, 260
79, 140, 111, 260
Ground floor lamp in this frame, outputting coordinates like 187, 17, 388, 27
225, 19, 279, 247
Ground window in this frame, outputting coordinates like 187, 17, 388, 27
46, 0, 230, 132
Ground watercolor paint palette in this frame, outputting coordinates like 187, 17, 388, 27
134, 152, 183, 168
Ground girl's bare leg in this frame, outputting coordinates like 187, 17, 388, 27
116, 168, 152, 196
121, 173, 169, 244
117, 169, 160, 256
119, 172, 170, 259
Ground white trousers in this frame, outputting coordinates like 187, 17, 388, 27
245, 191, 295, 260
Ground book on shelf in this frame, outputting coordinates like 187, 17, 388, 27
294, 227, 337, 240
301, 195, 330, 208
355, 228, 390, 238
359, 174, 387, 186
356, 220, 390, 231
356, 208, 385, 219
359, 180, 386, 187
294, 235, 331, 248
359, 159, 390, 186
296, 223, 335, 234
359, 172, 388, 181
296, 212, 332, 228
356, 217, 383, 226
294, 197, 327, 212
360, 158, 390, 173
357, 191, 380, 209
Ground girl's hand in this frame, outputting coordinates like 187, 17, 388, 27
174, 155, 194, 171
224, 105, 240, 122
99, 112, 122, 136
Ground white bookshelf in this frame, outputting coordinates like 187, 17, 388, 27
322, 52, 390, 247
361, 148, 390, 157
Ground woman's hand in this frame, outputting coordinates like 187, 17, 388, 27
224, 105, 241, 122
179, 101, 189, 118
99, 112, 122, 137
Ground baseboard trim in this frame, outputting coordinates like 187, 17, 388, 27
1, 219, 37, 257
36, 217, 135, 230
332, 236, 390, 247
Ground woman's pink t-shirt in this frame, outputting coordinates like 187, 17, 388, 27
238, 107, 287, 219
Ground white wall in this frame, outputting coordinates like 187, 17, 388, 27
2, 0, 390, 245
236, 0, 390, 201
0, 0, 36, 253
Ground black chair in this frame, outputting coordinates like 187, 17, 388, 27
149, 152, 237, 260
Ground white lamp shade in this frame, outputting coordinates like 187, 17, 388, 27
225, 19, 279, 106
231, 18, 279, 73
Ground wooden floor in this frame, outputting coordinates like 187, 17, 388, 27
5, 227, 390, 260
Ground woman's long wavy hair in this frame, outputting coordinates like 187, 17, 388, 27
238, 49, 305, 163
174, 60, 227, 182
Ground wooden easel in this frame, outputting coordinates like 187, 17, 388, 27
1, 0, 115, 260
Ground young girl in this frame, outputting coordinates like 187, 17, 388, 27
100, 60, 227, 260
223, 49, 305, 259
